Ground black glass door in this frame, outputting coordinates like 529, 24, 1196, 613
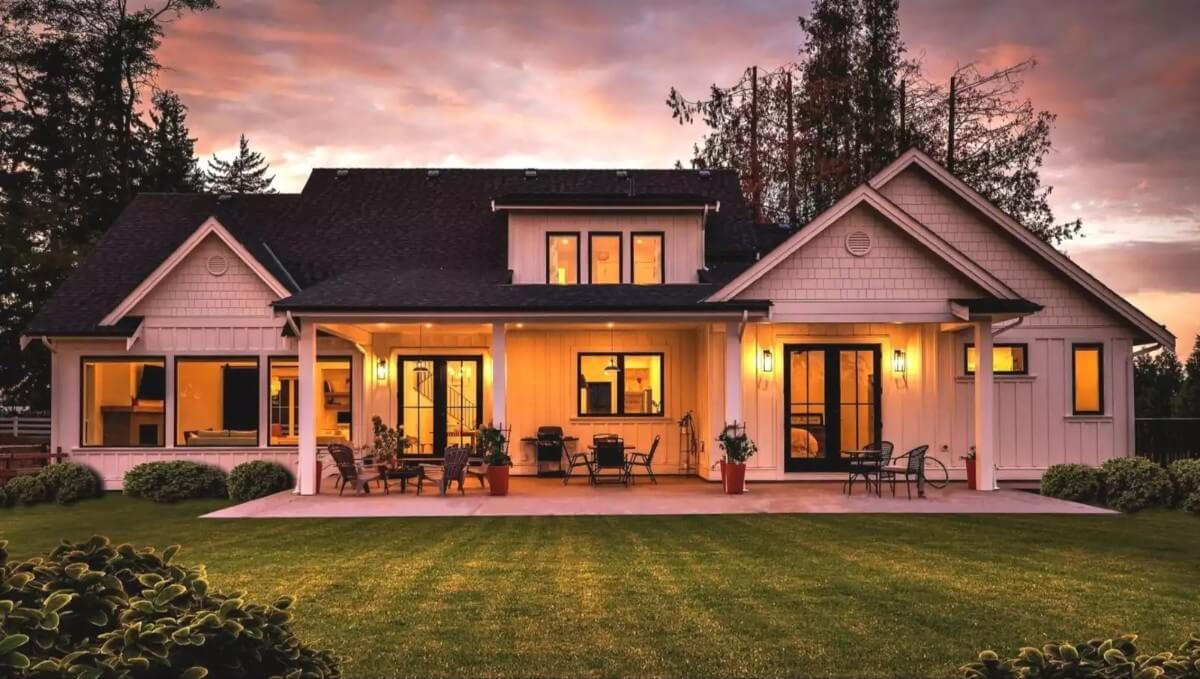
783, 344, 881, 471
399, 356, 482, 456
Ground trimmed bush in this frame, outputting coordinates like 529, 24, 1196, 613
123, 461, 227, 502
1185, 490, 1200, 515
0, 484, 6, 507
0, 535, 342, 677
4, 475, 47, 506
962, 633, 1200, 679
1040, 463, 1101, 503
1099, 457, 1172, 513
227, 460, 293, 502
1167, 458, 1200, 507
37, 462, 102, 504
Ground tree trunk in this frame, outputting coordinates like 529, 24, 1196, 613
947, 75, 957, 173
786, 70, 796, 227
750, 66, 761, 223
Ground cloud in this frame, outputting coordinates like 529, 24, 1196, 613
1070, 240, 1200, 294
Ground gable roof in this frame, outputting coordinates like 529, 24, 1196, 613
870, 149, 1175, 350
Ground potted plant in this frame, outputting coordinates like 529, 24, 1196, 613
717, 424, 757, 495
479, 422, 510, 496
370, 415, 404, 468
962, 446, 977, 490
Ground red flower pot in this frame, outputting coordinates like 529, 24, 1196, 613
965, 457, 977, 490
721, 460, 747, 495
487, 465, 510, 496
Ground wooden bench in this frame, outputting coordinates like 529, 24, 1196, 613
0, 445, 68, 483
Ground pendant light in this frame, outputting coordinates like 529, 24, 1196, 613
604, 322, 620, 372
413, 323, 430, 375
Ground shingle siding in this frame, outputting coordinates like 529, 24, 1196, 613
130, 236, 278, 319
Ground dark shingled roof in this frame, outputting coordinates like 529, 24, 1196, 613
26, 168, 764, 335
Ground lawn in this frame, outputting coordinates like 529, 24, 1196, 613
2, 496, 1198, 678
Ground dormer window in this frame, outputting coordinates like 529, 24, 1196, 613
632, 232, 663, 285
547, 232, 579, 285
589, 233, 622, 284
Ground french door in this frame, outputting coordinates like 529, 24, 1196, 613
783, 344, 882, 472
398, 356, 483, 457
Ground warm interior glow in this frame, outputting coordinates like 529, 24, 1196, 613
965, 345, 1027, 374
177, 358, 259, 446
269, 357, 352, 446
632, 233, 662, 284
548, 234, 578, 284
590, 233, 621, 283
1073, 346, 1102, 413
81, 359, 165, 447
578, 353, 662, 416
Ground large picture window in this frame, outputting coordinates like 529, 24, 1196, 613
81, 357, 165, 447
964, 343, 1028, 375
547, 232, 579, 285
632, 232, 663, 285
268, 357, 353, 446
588, 232, 622, 284
1072, 343, 1103, 415
175, 357, 259, 447
578, 352, 663, 416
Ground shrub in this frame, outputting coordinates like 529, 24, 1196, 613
123, 461, 227, 502
0, 536, 342, 677
1167, 458, 1200, 507
227, 460, 293, 502
1040, 463, 1101, 503
1185, 490, 1200, 515
37, 462, 102, 504
0, 485, 6, 507
4, 475, 47, 506
961, 633, 1200, 679
1098, 457, 1172, 513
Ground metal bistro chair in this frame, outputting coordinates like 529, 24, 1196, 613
418, 446, 471, 496
590, 435, 628, 487
329, 444, 386, 496
625, 435, 661, 485
880, 444, 930, 499
843, 441, 894, 496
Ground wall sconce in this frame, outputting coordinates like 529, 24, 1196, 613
375, 358, 388, 382
762, 349, 774, 373
892, 349, 907, 375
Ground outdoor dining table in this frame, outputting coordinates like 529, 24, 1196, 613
843, 449, 885, 496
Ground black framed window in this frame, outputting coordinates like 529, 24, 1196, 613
1072, 343, 1104, 415
175, 357, 260, 447
577, 352, 663, 416
631, 232, 664, 284
964, 343, 1028, 375
267, 356, 353, 446
80, 357, 166, 447
588, 232, 622, 284
547, 232, 579, 284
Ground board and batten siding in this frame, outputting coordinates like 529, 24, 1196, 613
507, 212, 704, 284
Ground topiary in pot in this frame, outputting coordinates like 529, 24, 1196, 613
227, 460, 293, 502
1040, 463, 1100, 503
38, 462, 103, 504
123, 461, 228, 502
4, 475, 47, 506
1166, 458, 1200, 508
1099, 457, 1172, 513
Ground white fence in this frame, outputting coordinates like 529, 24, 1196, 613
0, 416, 51, 440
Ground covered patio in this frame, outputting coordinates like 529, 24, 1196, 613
202, 477, 1112, 518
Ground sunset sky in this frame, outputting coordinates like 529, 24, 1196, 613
156, 0, 1199, 354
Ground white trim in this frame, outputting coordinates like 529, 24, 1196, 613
99, 216, 291, 327
706, 185, 1016, 302
493, 203, 719, 212
287, 310, 769, 324
870, 149, 1175, 350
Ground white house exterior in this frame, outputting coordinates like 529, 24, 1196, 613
22, 149, 1174, 492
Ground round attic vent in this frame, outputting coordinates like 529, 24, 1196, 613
206, 254, 229, 276
845, 230, 873, 257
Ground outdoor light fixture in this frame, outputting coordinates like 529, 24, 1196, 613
762, 348, 774, 373
892, 349, 907, 375
375, 358, 387, 382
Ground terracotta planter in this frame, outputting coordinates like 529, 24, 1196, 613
965, 457, 977, 490
315, 460, 322, 493
487, 465, 510, 496
721, 460, 747, 495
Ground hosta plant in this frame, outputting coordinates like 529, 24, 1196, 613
961, 633, 1200, 679
0, 536, 343, 678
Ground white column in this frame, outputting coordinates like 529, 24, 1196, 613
297, 320, 318, 495
491, 322, 506, 427
724, 321, 742, 429
973, 318, 997, 491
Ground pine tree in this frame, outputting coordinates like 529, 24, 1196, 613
204, 134, 276, 194
1172, 335, 1200, 417
1134, 350, 1183, 418
144, 90, 203, 192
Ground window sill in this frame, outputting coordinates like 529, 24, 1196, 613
955, 375, 1036, 384
1063, 414, 1113, 422
569, 416, 672, 424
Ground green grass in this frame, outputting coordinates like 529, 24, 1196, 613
2, 496, 1198, 678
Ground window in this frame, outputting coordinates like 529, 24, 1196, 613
578, 352, 663, 416
268, 357, 353, 446
546, 232, 579, 284
1072, 343, 1103, 415
964, 343, 1028, 375
588, 232, 622, 284
175, 357, 259, 446
632, 232, 663, 284
80, 358, 165, 447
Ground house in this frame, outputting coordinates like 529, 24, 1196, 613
21, 149, 1174, 492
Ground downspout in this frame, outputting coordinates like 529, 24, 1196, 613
738, 309, 748, 340
41, 336, 56, 353
285, 311, 301, 337
992, 316, 1024, 337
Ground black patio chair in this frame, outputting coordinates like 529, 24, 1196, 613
417, 446, 471, 496
625, 435, 660, 485
880, 444, 930, 499
590, 435, 628, 487
843, 441, 894, 496
329, 444, 386, 496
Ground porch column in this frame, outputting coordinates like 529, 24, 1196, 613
297, 320, 318, 495
491, 322, 506, 427
972, 318, 997, 491
724, 321, 742, 429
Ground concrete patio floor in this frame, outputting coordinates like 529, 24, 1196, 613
202, 476, 1113, 518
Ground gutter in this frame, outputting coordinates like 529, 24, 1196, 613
285, 311, 301, 337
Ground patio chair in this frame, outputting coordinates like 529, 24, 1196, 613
843, 441, 894, 496
880, 444, 930, 499
590, 436, 628, 487
329, 444, 386, 496
625, 434, 660, 485
418, 446, 471, 496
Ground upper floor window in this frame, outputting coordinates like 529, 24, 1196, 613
1072, 343, 1103, 415
964, 343, 1028, 375
589, 233, 622, 284
632, 232, 663, 285
546, 233, 579, 285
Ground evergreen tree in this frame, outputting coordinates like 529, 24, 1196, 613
1172, 335, 1200, 418
144, 89, 203, 192
204, 134, 276, 194
1134, 350, 1183, 418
